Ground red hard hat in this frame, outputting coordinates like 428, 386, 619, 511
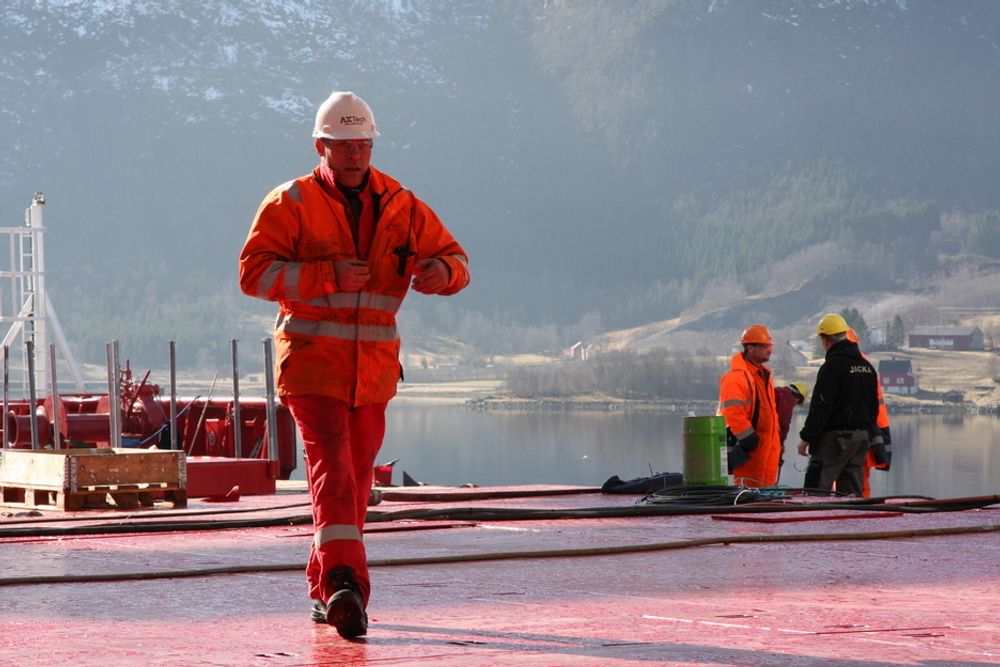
846, 328, 859, 344
740, 325, 773, 345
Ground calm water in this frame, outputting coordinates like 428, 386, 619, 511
295, 401, 1000, 499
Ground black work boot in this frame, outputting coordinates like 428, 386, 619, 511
324, 567, 368, 638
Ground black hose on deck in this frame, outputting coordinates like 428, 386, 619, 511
1, 493, 996, 540
367, 496, 999, 523
0, 513, 312, 539
1, 522, 997, 588
0, 501, 312, 526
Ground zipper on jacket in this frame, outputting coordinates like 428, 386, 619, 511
351, 186, 404, 408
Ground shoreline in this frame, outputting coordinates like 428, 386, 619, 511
394, 379, 997, 415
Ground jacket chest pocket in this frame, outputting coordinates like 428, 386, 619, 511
373, 227, 415, 280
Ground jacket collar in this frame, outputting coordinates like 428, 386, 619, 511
826, 339, 861, 360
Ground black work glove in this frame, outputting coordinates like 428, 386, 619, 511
738, 432, 760, 452
727, 444, 751, 472
872, 434, 892, 470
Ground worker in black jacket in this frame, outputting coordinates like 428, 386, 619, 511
796, 313, 880, 496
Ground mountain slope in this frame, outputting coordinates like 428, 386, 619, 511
2, 1, 999, 368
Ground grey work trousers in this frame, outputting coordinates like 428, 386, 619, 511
813, 429, 870, 496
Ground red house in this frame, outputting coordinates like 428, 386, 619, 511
878, 358, 918, 395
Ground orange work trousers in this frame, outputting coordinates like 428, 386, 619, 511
286, 395, 386, 607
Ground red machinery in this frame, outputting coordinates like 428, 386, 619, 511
2, 364, 298, 493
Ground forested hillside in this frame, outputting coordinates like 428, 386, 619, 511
3, 1, 999, 371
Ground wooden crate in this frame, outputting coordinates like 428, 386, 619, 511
0, 448, 187, 511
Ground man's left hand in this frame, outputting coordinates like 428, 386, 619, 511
412, 258, 450, 294
797, 439, 809, 456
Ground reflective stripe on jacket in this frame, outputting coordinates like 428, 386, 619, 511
239, 166, 470, 405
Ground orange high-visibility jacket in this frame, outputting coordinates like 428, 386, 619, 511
863, 352, 892, 496
875, 378, 890, 431
857, 350, 891, 433
239, 167, 469, 406
718, 352, 781, 487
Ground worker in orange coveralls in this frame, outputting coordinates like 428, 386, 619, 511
718, 325, 782, 487
239, 91, 470, 638
848, 328, 892, 497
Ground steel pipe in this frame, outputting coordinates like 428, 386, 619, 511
263, 338, 278, 462
231, 338, 241, 458
48, 343, 60, 449
2, 345, 9, 447
25, 340, 38, 450
169, 340, 178, 450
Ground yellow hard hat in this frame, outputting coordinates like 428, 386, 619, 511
789, 381, 809, 402
816, 313, 849, 336
740, 324, 773, 345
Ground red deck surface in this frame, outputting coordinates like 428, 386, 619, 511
1, 486, 999, 666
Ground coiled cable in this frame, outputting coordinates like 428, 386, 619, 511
640, 485, 797, 506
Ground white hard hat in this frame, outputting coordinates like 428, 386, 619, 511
312, 91, 380, 140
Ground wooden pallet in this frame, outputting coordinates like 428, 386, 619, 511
0, 448, 187, 511
0, 482, 187, 511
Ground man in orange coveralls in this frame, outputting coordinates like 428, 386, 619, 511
239, 91, 470, 638
718, 325, 782, 487
848, 328, 892, 496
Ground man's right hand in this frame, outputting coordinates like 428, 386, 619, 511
334, 259, 370, 291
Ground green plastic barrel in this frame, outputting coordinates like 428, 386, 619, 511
682, 415, 729, 486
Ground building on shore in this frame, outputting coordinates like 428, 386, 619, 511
879, 357, 918, 395
908, 326, 984, 351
